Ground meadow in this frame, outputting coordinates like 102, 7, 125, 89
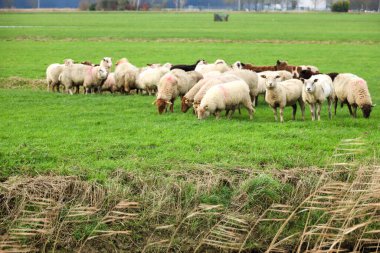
0, 12, 379, 252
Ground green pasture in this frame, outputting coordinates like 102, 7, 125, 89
0, 12, 379, 181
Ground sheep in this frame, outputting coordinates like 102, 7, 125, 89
195, 59, 231, 74
100, 57, 112, 71
154, 69, 193, 114
256, 70, 293, 105
187, 71, 203, 86
46, 59, 74, 92
114, 58, 139, 94
275, 60, 302, 78
224, 69, 259, 105
261, 73, 305, 123
301, 74, 334, 121
197, 80, 254, 120
276, 60, 320, 78
136, 64, 172, 95
59, 64, 108, 95
170, 60, 206, 72
233, 61, 277, 72
330, 73, 374, 118
101, 73, 117, 93
181, 77, 210, 113
192, 74, 241, 112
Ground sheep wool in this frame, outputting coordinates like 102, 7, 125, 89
333, 73, 373, 118
197, 80, 254, 120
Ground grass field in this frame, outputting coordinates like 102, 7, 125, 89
0, 12, 379, 252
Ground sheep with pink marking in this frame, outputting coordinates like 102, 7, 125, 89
197, 80, 254, 120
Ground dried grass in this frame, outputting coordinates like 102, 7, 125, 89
0, 138, 378, 252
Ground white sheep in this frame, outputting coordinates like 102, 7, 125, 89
224, 69, 259, 106
195, 59, 231, 74
154, 69, 192, 114
100, 57, 112, 71
114, 58, 139, 94
300, 65, 319, 73
59, 64, 108, 95
256, 70, 293, 105
192, 74, 241, 112
301, 74, 334, 121
181, 77, 212, 113
261, 73, 305, 123
332, 73, 374, 118
101, 73, 117, 93
136, 64, 171, 95
46, 59, 74, 92
197, 80, 254, 120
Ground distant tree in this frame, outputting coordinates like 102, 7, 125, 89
331, 0, 349, 11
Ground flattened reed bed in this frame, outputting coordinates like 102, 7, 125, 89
1, 145, 379, 252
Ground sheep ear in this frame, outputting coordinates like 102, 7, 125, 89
276, 60, 280, 64
241, 62, 245, 67
260, 75, 266, 79
152, 100, 157, 105
300, 78, 305, 83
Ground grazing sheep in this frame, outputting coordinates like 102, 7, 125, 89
224, 69, 259, 105
136, 64, 172, 95
330, 73, 374, 118
195, 59, 231, 74
192, 74, 241, 112
197, 80, 254, 120
301, 74, 334, 121
181, 77, 210, 113
261, 73, 305, 123
154, 69, 193, 114
46, 59, 74, 92
114, 58, 139, 94
171, 60, 206, 72
234, 61, 277, 72
59, 64, 108, 95
101, 73, 117, 93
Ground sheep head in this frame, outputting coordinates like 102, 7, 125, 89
97, 66, 108, 80
361, 104, 373, 118
181, 97, 192, 113
261, 74, 280, 89
303, 78, 318, 93
197, 105, 210, 120
101, 57, 112, 69
154, 99, 171, 114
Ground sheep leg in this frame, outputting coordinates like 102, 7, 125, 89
328, 98, 332, 119
310, 104, 315, 121
238, 105, 241, 115
352, 104, 358, 118
299, 99, 305, 121
346, 102, 353, 117
170, 99, 175, 113
280, 107, 284, 123
254, 95, 258, 107
334, 98, 338, 116
317, 102, 322, 121
215, 110, 221, 120
292, 104, 297, 120
243, 100, 254, 120
272, 106, 278, 122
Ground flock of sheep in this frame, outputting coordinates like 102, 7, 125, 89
46, 57, 374, 121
